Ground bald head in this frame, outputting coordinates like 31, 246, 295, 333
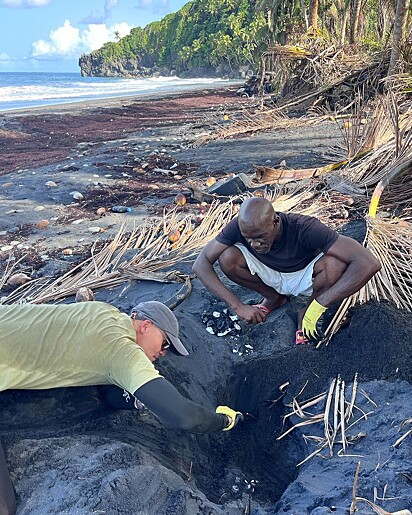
239, 198, 275, 228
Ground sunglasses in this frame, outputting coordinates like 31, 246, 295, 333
159, 329, 170, 351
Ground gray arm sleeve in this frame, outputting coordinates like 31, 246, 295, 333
134, 377, 227, 433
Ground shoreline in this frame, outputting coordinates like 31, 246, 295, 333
0, 81, 242, 116
0, 85, 243, 174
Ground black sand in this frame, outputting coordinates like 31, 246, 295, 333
1, 88, 411, 514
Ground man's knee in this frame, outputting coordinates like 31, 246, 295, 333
314, 255, 347, 287
218, 246, 245, 276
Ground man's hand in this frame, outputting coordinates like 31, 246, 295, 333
216, 406, 244, 431
234, 304, 267, 324
302, 299, 327, 341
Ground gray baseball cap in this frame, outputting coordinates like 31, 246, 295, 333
131, 301, 189, 356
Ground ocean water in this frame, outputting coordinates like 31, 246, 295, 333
0, 72, 231, 112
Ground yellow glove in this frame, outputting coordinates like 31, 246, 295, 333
216, 406, 244, 431
302, 299, 327, 341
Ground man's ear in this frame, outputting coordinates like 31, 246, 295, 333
139, 319, 153, 334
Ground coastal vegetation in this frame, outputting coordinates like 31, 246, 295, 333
79, 0, 412, 79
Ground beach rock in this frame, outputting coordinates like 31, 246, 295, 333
36, 259, 72, 278
45, 181, 58, 188
71, 191, 84, 200
62, 249, 73, 255
88, 227, 103, 233
75, 287, 95, 302
1, 246, 13, 252
7, 273, 32, 287
34, 206, 45, 211
71, 219, 84, 225
1, 182, 13, 188
111, 206, 132, 213
96, 207, 107, 216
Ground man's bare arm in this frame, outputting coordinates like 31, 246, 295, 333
193, 239, 244, 311
316, 235, 381, 308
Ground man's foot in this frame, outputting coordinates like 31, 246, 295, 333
252, 295, 288, 318
258, 294, 288, 312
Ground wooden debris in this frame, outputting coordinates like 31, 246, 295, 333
277, 375, 373, 465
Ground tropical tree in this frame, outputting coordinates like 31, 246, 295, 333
388, 0, 411, 74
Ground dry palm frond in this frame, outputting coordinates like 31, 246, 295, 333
192, 109, 327, 148
319, 215, 412, 346
1, 201, 235, 305
337, 88, 412, 187
392, 428, 412, 448
354, 498, 411, 515
277, 375, 369, 464
0, 253, 27, 291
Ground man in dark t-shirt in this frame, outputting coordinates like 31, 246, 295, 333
193, 198, 381, 344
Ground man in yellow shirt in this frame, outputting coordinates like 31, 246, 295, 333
0, 300, 242, 515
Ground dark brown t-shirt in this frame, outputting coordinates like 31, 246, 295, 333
215, 212, 339, 273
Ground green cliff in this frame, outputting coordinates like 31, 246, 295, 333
78, 0, 269, 78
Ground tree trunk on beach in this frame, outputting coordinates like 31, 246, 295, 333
309, 0, 319, 28
349, 0, 363, 44
388, 0, 411, 74
339, 0, 351, 46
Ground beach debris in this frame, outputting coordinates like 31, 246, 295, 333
392, 417, 412, 448
351, 462, 412, 515
71, 219, 84, 225
277, 373, 373, 465
75, 287, 95, 302
36, 220, 49, 229
194, 213, 205, 225
6, 273, 32, 286
111, 205, 132, 213
206, 177, 216, 187
62, 249, 73, 255
71, 191, 84, 200
168, 228, 181, 243
1, 246, 14, 252
34, 206, 45, 211
201, 309, 242, 337
207, 173, 250, 196
96, 207, 107, 216
174, 193, 187, 206
1, 182, 13, 188
45, 181, 57, 188
88, 226, 104, 234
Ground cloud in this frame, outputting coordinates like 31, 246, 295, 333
80, 0, 119, 24
2, 0, 50, 7
0, 53, 12, 61
135, 0, 170, 9
30, 19, 132, 60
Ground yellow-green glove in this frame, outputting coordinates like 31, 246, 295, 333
302, 299, 327, 341
216, 406, 244, 431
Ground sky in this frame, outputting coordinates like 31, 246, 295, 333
0, 0, 188, 73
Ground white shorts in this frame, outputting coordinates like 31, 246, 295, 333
235, 243, 323, 297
